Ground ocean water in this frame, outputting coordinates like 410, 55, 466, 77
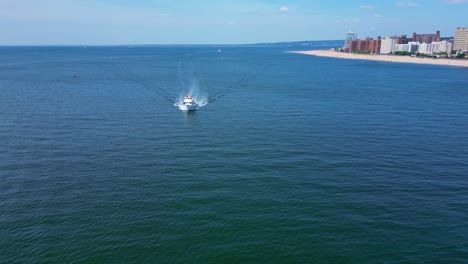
1, 44, 467, 263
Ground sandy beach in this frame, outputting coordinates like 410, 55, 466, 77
291, 50, 468, 68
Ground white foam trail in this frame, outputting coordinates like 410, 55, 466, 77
175, 55, 209, 111
177, 60, 187, 89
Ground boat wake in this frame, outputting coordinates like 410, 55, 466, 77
116, 48, 264, 113
174, 59, 209, 111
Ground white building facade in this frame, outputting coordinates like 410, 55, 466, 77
408, 42, 420, 53
417, 41, 453, 54
394, 44, 409, 52
380, 37, 396, 54
435, 41, 453, 53
419, 43, 430, 54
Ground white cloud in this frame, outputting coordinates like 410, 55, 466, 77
279, 6, 289, 12
396, 2, 421, 7
373, 14, 384, 17
360, 5, 378, 9
370, 26, 376, 30
445, 0, 468, 3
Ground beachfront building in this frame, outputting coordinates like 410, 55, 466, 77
418, 43, 429, 54
408, 42, 420, 53
373, 36, 382, 54
439, 41, 454, 53
412, 31, 440, 44
348, 36, 381, 53
351, 31, 453, 55
344, 31, 357, 47
394, 42, 420, 53
419, 41, 453, 54
394, 44, 409, 52
453, 27, 468, 51
380, 37, 397, 54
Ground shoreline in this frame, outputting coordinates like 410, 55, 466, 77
290, 50, 468, 68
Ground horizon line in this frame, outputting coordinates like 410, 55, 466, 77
0, 40, 342, 47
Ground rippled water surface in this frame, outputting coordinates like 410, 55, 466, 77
1, 45, 468, 263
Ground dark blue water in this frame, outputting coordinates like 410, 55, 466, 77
1, 45, 468, 263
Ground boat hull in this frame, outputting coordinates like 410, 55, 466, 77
180, 104, 198, 111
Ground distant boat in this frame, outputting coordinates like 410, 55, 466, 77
181, 94, 198, 111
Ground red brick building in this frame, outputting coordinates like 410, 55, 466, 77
349, 36, 381, 53
396, 35, 410, 44
412, 31, 440, 44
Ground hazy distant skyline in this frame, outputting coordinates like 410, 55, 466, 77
0, 0, 467, 45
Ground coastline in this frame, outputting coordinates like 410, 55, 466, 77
290, 50, 468, 68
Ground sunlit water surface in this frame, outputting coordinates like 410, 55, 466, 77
1, 45, 467, 263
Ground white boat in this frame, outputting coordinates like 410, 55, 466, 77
181, 94, 198, 111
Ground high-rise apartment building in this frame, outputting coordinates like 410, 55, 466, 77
453, 27, 468, 51
344, 31, 357, 47
408, 42, 420, 53
397, 35, 410, 44
419, 41, 453, 54
373, 36, 382, 54
348, 36, 381, 53
380, 37, 397, 54
394, 44, 409, 52
412, 31, 440, 44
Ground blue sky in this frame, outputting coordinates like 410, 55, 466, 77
0, 0, 466, 45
